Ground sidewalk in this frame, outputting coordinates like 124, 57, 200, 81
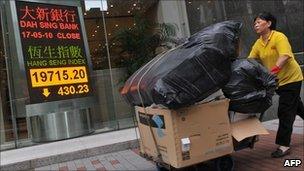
232, 130, 303, 171
35, 150, 156, 171
34, 117, 303, 171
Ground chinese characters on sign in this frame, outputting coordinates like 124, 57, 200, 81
20, 5, 76, 22
27, 45, 83, 61
16, 1, 92, 104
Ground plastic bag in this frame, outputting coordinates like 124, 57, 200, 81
222, 59, 277, 113
121, 21, 242, 109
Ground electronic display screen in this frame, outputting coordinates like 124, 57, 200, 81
16, 1, 93, 104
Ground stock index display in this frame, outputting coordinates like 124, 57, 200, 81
16, 1, 93, 104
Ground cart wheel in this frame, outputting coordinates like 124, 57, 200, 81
215, 155, 234, 171
156, 163, 177, 171
156, 163, 168, 171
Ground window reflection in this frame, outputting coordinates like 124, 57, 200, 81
83, 0, 158, 70
83, 0, 159, 130
185, 0, 303, 56
0, 9, 14, 145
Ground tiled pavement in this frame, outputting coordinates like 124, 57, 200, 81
35, 150, 156, 171
232, 130, 303, 171
35, 117, 303, 171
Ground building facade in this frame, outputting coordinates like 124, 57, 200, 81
0, 0, 303, 151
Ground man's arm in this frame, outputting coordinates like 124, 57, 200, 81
276, 55, 290, 68
271, 34, 293, 74
271, 55, 290, 74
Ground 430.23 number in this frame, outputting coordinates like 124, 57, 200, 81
58, 84, 89, 96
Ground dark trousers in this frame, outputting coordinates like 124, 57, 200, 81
275, 81, 304, 147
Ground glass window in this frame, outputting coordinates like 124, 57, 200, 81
0, 0, 175, 150
1, 1, 31, 150
0, 7, 12, 146
83, 0, 159, 131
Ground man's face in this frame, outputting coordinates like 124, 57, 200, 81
254, 18, 271, 35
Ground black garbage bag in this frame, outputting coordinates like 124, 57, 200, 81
121, 21, 242, 109
222, 59, 277, 113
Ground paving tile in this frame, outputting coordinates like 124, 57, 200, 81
111, 152, 138, 170
90, 158, 106, 170
58, 162, 70, 171
35, 165, 50, 171
104, 154, 126, 170
66, 160, 77, 171
117, 150, 156, 170
96, 155, 116, 171
73, 159, 85, 169
49, 163, 59, 171
81, 158, 95, 171
91, 159, 101, 165
76, 166, 86, 171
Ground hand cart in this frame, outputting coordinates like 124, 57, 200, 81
148, 112, 265, 171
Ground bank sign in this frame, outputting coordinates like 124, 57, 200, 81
16, 1, 93, 104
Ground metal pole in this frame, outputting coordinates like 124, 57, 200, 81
101, 10, 120, 129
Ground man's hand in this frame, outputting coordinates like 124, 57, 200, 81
270, 65, 281, 75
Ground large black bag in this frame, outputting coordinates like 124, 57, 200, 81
222, 59, 277, 113
121, 21, 242, 109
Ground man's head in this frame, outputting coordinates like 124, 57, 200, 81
253, 12, 277, 34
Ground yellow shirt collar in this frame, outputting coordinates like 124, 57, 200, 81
259, 30, 275, 46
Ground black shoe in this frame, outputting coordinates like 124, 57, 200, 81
271, 148, 290, 158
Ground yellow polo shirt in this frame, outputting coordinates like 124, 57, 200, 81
248, 30, 303, 87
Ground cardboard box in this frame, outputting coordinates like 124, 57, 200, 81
231, 117, 269, 142
136, 98, 269, 168
229, 111, 269, 142
135, 99, 233, 168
